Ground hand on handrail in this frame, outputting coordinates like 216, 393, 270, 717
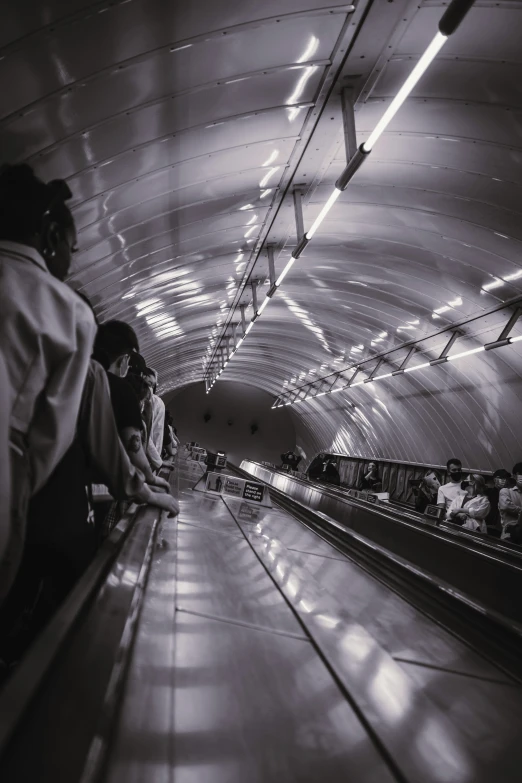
136, 484, 179, 517
152, 475, 170, 491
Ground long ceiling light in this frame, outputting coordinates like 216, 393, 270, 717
361, 32, 447, 153
273, 308, 522, 407
274, 339, 511, 408
205, 0, 475, 391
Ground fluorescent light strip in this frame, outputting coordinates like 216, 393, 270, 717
363, 31, 448, 152
404, 362, 431, 373
275, 256, 296, 287
447, 346, 484, 361
257, 296, 270, 316
281, 342, 495, 406
305, 188, 341, 239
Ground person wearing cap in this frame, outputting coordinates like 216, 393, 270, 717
0, 164, 96, 605
485, 468, 511, 536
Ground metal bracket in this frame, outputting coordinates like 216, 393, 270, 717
343, 367, 360, 387
430, 331, 460, 366
485, 307, 522, 350
251, 281, 258, 315
267, 245, 276, 287
240, 304, 247, 335
364, 357, 384, 382
230, 323, 238, 349
341, 87, 358, 162
392, 346, 416, 375
293, 187, 305, 241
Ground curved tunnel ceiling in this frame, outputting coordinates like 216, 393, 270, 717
3, 0, 522, 469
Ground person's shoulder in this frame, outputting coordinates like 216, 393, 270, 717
153, 394, 165, 410
107, 373, 131, 398
107, 373, 141, 410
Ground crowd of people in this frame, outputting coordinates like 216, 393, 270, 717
0, 163, 179, 671
357, 457, 522, 541
307, 452, 522, 543
419, 457, 522, 542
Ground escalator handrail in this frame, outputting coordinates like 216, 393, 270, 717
0, 461, 174, 759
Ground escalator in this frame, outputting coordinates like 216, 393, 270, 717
2, 455, 522, 782
238, 459, 522, 681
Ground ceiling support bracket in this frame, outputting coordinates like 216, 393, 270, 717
430, 331, 460, 366
364, 357, 385, 382
341, 87, 358, 162
485, 307, 522, 350
250, 281, 258, 316
392, 346, 416, 376
293, 187, 305, 243
267, 245, 276, 288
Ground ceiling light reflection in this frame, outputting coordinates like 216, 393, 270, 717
296, 35, 319, 63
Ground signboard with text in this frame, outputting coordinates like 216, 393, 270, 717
202, 471, 269, 505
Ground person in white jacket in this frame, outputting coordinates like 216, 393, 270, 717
447, 474, 490, 533
0, 165, 96, 605
143, 368, 166, 471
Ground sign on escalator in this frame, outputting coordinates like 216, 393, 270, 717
198, 471, 270, 506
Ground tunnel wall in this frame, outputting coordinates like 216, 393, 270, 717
164, 381, 296, 467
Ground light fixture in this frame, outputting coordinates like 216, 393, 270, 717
275, 257, 296, 287
447, 346, 484, 361
205, 0, 475, 392
257, 296, 270, 316
278, 337, 499, 407
404, 362, 431, 373
305, 188, 341, 240
362, 32, 447, 153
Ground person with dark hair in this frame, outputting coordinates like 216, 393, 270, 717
0, 164, 96, 605
128, 351, 147, 377
163, 409, 178, 460
92, 323, 170, 494
0, 356, 179, 666
321, 457, 341, 486
307, 453, 325, 481
280, 451, 302, 471
437, 458, 464, 516
414, 469, 441, 513
498, 463, 522, 542
360, 461, 381, 491
485, 468, 512, 536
